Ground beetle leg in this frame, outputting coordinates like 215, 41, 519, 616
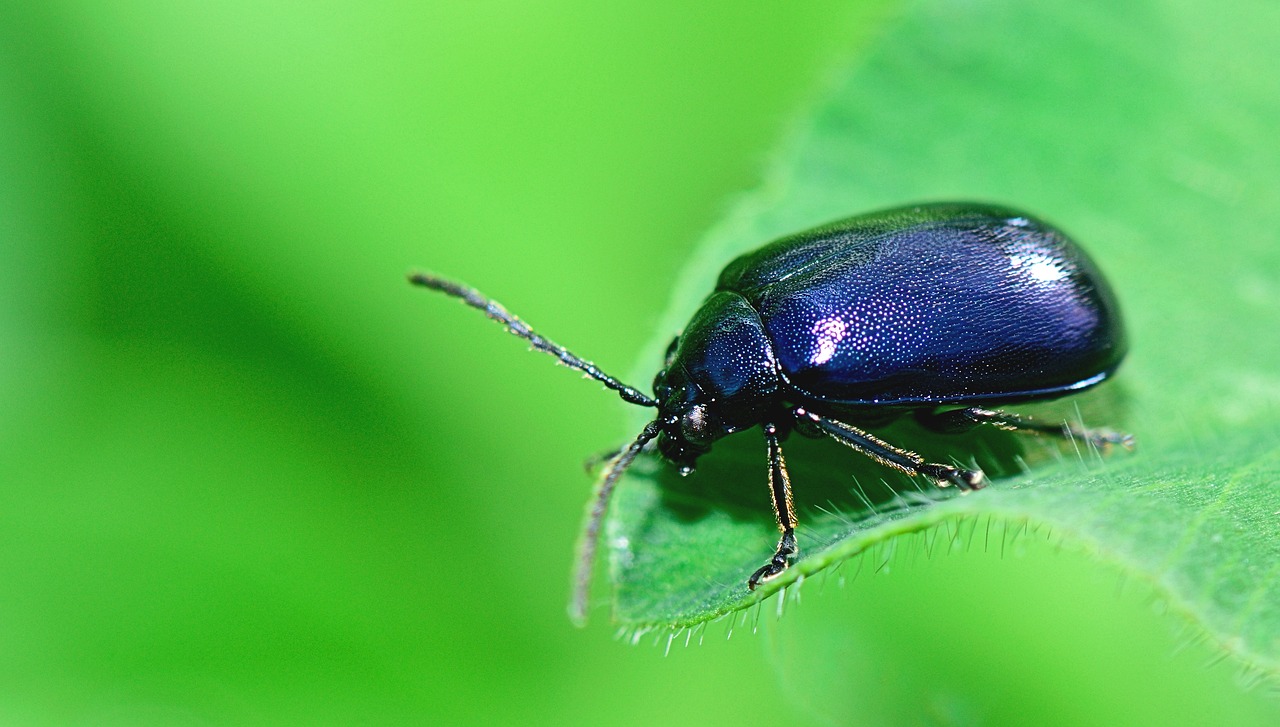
916, 407, 1135, 451
748, 423, 799, 590
793, 407, 985, 490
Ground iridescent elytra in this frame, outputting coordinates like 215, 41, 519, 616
411, 202, 1131, 623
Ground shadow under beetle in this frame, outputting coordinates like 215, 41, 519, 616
411, 202, 1133, 623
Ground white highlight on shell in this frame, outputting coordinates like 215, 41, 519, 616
1009, 251, 1069, 283
810, 315, 850, 365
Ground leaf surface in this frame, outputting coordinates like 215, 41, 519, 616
601, 0, 1280, 675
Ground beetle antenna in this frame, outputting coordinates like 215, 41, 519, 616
410, 273, 658, 408
569, 418, 663, 626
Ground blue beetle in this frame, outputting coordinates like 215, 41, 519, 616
412, 202, 1130, 619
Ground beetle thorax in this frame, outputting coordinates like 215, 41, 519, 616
650, 291, 781, 473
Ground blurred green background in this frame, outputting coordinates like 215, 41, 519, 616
2, 2, 1278, 726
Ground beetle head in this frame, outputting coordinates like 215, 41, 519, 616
648, 336, 719, 472
653, 368, 730, 475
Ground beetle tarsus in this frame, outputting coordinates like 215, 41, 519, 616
1048, 417, 1137, 453
919, 463, 986, 491
748, 529, 797, 591
1078, 427, 1136, 452
962, 468, 986, 489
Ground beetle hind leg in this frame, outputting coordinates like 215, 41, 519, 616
748, 423, 800, 591
793, 407, 986, 491
916, 407, 1135, 452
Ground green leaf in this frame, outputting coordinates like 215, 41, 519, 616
600, 0, 1280, 675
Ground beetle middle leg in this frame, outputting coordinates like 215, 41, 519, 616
793, 407, 985, 490
748, 422, 799, 590
915, 407, 1135, 451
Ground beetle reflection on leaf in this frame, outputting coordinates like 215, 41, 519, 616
411, 202, 1132, 623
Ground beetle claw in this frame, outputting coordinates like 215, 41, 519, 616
748, 558, 789, 591
1085, 429, 1136, 452
960, 468, 986, 490
934, 466, 985, 491
748, 533, 797, 591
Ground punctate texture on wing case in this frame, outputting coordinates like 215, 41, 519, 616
714, 203, 1125, 406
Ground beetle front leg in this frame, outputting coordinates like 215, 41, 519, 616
916, 407, 1135, 451
748, 422, 799, 590
794, 407, 986, 490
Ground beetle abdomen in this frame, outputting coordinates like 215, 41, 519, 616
719, 204, 1125, 405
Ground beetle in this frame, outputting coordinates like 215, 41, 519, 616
411, 202, 1131, 621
